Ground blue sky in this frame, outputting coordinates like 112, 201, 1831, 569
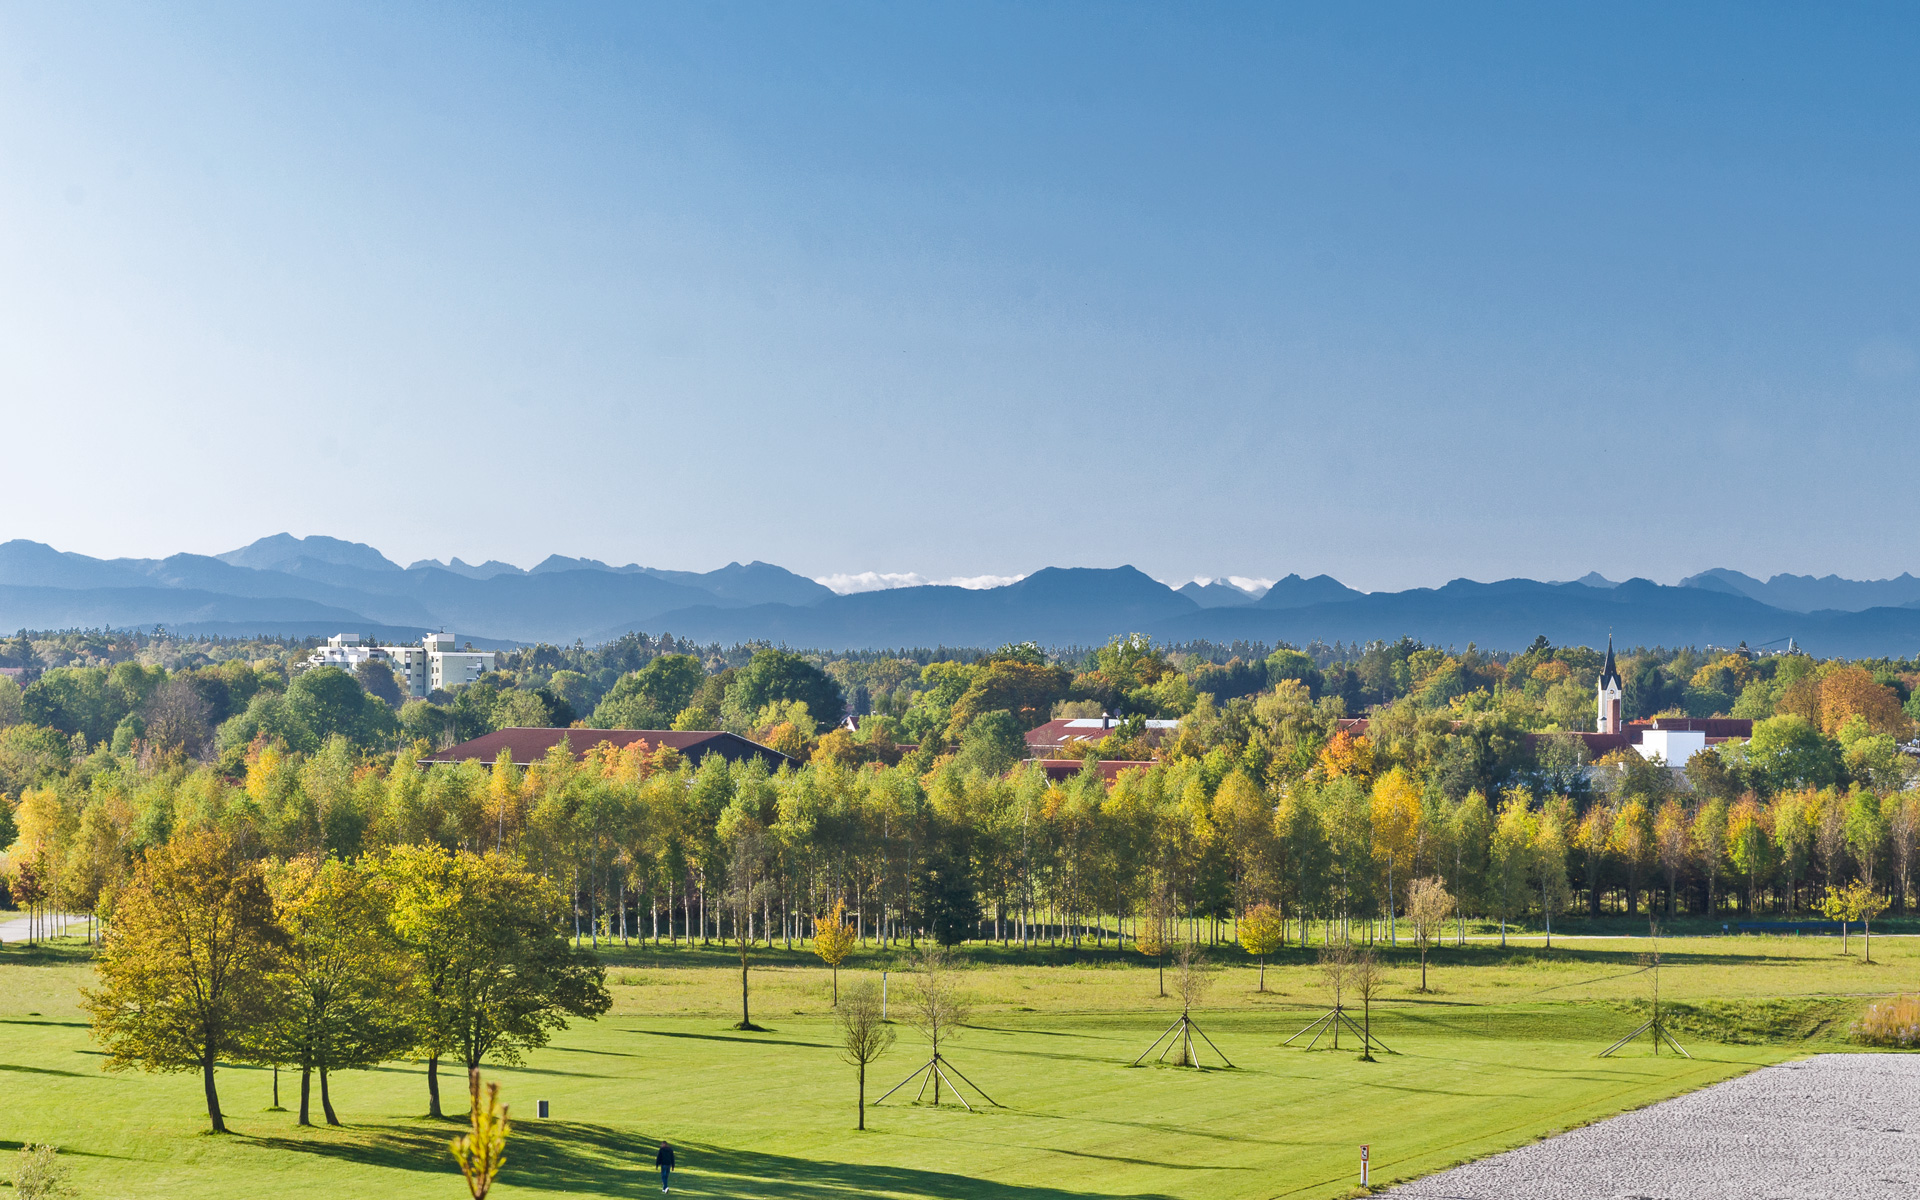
1, 4, 1915, 591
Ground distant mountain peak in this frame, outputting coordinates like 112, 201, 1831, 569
216, 533, 401, 573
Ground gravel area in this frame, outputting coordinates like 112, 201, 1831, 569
1384, 1054, 1920, 1200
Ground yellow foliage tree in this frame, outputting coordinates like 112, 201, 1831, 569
1239, 902, 1285, 992
1820, 880, 1889, 962
813, 898, 858, 1005
1370, 769, 1421, 944
1315, 731, 1374, 784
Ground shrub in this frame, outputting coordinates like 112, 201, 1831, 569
14, 1144, 74, 1200
1852, 995, 1920, 1048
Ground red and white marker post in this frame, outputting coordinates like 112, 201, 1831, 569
1360, 1144, 1370, 1187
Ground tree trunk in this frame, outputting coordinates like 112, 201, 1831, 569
427, 1054, 444, 1119
1421, 947, 1429, 993
299, 1064, 313, 1126
203, 1049, 226, 1133
857, 1061, 866, 1130
320, 1067, 340, 1126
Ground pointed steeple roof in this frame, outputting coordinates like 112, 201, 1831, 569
1598, 635, 1622, 691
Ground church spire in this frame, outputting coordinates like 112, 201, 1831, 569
1596, 634, 1624, 733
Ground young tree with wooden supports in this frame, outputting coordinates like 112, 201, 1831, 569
875, 944, 997, 1109
1406, 877, 1455, 994
1347, 949, 1387, 1063
835, 980, 895, 1129
1134, 941, 1234, 1069
83, 828, 288, 1134
814, 898, 857, 1006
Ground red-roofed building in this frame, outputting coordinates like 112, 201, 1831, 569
420, 727, 794, 771
1024, 717, 1180, 754
1025, 758, 1157, 782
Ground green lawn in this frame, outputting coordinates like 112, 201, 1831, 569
1, 932, 1912, 1199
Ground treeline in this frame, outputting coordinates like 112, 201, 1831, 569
5, 632, 1920, 967
81, 830, 608, 1132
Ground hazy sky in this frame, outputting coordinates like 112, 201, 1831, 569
2, 4, 1916, 591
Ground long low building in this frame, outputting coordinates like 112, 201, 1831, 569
420, 727, 795, 771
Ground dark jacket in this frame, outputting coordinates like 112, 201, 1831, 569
656, 1144, 675, 1169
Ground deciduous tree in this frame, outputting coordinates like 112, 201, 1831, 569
835, 980, 894, 1130
82, 829, 288, 1133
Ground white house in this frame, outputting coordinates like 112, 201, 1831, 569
307, 633, 494, 699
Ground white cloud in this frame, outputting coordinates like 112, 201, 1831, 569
815, 571, 1027, 595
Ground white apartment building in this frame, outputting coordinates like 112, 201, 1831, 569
308, 633, 495, 699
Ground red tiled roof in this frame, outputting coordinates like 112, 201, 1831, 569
420, 727, 793, 769
1024, 718, 1174, 749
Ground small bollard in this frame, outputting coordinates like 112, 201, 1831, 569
538, 1100, 550, 1119
1360, 1144, 1369, 1187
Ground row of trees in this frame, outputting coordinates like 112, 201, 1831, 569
81, 830, 608, 1132
15, 726, 1917, 987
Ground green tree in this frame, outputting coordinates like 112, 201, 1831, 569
725, 650, 845, 733
82, 829, 288, 1133
263, 855, 414, 1126
591, 655, 706, 729
1743, 715, 1843, 793
385, 846, 610, 1118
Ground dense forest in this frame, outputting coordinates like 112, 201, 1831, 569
3, 626, 1919, 952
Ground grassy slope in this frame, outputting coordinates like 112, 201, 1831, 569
0, 934, 1911, 1199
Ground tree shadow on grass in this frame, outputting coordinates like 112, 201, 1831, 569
0, 1062, 88, 1077
249, 1120, 1182, 1199
629, 1028, 833, 1051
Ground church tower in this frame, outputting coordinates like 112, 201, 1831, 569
1596, 636, 1623, 733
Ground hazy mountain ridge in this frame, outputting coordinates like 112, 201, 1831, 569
2, 536, 1919, 656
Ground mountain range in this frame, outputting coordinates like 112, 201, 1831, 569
4, 535, 1920, 658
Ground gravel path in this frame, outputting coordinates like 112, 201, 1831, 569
0, 911, 80, 943
1384, 1053, 1920, 1200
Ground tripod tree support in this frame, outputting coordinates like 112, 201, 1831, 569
1282, 1005, 1392, 1056
1599, 1016, 1690, 1059
1132, 1011, 1235, 1069
873, 1052, 999, 1111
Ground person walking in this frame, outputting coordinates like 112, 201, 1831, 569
655, 1140, 676, 1192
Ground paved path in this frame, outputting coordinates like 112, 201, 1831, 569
1384, 1054, 1920, 1199
0, 911, 81, 943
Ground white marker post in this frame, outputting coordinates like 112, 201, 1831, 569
882, 970, 888, 1019
1360, 1144, 1369, 1188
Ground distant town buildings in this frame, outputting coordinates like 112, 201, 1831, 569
1024, 716, 1181, 755
307, 632, 494, 698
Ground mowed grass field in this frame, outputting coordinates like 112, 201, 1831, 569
1, 931, 1914, 1200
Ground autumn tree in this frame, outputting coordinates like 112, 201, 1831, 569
1369, 769, 1420, 945
1820, 880, 1887, 961
83, 829, 288, 1133
1406, 876, 1455, 993
835, 980, 895, 1130
814, 898, 857, 1006
1653, 799, 1689, 917
1239, 903, 1284, 992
